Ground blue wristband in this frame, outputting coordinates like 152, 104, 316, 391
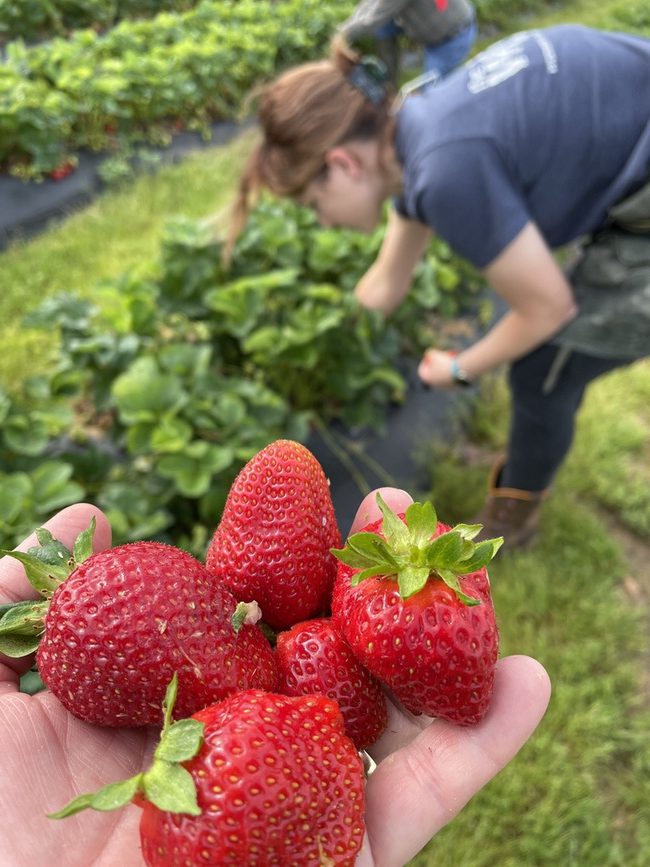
449, 355, 472, 387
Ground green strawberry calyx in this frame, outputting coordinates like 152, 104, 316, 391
49, 673, 205, 820
331, 493, 503, 605
0, 519, 97, 658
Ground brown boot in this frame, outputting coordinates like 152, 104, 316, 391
473, 457, 548, 550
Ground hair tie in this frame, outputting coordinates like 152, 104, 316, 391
347, 56, 389, 105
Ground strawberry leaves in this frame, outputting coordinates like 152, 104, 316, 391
0, 519, 97, 658
49, 674, 205, 819
0, 600, 49, 656
332, 494, 503, 603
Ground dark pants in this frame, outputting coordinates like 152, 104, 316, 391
501, 343, 631, 491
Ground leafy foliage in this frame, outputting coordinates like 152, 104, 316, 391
1, 198, 482, 552
0, 0, 354, 176
0, 1, 202, 43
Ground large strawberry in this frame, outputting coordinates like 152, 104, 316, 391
51, 678, 366, 866
205, 439, 341, 631
0, 521, 277, 726
331, 494, 502, 725
275, 616, 388, 750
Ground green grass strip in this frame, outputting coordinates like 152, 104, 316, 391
0, 129, 257, 388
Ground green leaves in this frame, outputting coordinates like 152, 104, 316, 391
0, 518, 97, 656
0, 549, 68, 597
112, 357, 186, 424
0, 0, 355, 176
49, 775, 144, 820
332, 494, 503, 603
3, 191, 477, 554
49, 674, 205, 821
0, 600, 49, 657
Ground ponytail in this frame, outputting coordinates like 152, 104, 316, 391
224, 35, 394, 263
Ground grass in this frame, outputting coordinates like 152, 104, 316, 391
1, 3, 649, 864
0, 128, 258, 388
412, 358, 650, 866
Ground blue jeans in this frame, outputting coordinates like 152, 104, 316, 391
374, 17, 477, 78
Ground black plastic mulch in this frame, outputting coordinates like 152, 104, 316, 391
0, 118, 245, 251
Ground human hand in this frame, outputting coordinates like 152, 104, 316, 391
0, 495, 550, 867
350, 488, 551, 867
0, 504, 155, 867
417, 347, 458, 388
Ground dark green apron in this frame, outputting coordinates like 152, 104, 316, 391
553, 178, 650, 361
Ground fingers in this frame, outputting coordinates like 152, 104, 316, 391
367, 693, 434, 764
361, 655, 552, 867
0, 504, 112, 605
417, 347, 436, 382
349, 488, 414, 535
417, 348, 455, 389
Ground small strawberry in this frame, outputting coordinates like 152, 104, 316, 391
276, 616, 388, 750
205, 439, 342, 631
51, 677, 366, 867
0, 521, 277, 726
331, 494, 502, 725
48, 158, 76, 181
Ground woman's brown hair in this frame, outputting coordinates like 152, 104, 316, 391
225, 34, 395, 261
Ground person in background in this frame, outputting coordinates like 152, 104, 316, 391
0, 499, 550, 866
340, 0, 477, 85
228, 25, 650, 549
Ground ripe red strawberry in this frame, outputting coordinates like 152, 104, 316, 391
275, 616, 388, 750
0, 523, 277, 726
48, 158, 75, 181
331, 494, 502, 725
205, 439, 341, 630
52, 681, 366, 867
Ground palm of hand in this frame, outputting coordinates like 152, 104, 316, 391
0, 685, 154, 866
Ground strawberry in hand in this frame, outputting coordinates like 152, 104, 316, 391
276, 616, 388, 750
51, 676, 366, 867
0, 522, 277, 727
331, 494, 502, 725
206, 440, 341, 631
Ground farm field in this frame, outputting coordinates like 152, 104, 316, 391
1, 1, 649, 866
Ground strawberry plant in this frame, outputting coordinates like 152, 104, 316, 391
0, 1, 201, 43
1, 199, 482, 552
0, 0, 355, 176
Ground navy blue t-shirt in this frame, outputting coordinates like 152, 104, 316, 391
394, 25, 650, 268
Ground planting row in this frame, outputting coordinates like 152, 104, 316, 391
0, 0, 200, 43
2, 0, 581, 47
1, 0, 354, 177
0, 198, 483, 552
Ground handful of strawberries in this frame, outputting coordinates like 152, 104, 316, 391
0, 439, 502, 866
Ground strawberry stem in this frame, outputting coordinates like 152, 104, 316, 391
231, 600, 263, 632
331, 493, 503, 603
0, 519, 97, 658
49, 674, 205, 820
